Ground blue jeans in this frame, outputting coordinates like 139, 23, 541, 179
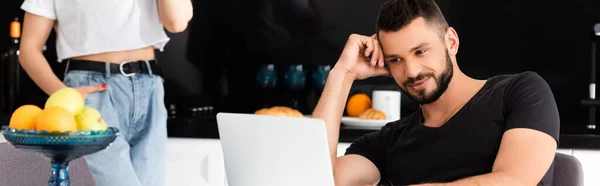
63, 63, 167, 186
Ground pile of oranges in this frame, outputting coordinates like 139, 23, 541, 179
9, 105, 77, 132
7, 87, 106, 132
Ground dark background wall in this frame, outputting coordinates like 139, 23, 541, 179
0, 1, 61, 110
0, 0, 599, 132
180, 0, 600, 130
445, 0, 600, 130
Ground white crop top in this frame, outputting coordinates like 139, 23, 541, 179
21, 0, 171, 62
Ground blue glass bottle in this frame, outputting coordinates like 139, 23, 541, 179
284, 64, 307, 111
312, 65, 331, 92
256, 64, 278, 108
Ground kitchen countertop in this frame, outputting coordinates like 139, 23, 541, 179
2, 116, 597, 149
166, 116, 600, 149
2, 112, 598, 149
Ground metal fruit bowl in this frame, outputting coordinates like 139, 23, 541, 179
1, 126, 119, 186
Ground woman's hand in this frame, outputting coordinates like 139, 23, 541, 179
74, 84, 107, 99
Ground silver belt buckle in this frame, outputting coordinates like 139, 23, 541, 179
119, 61, 136, 77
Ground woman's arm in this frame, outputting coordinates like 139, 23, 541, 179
157, 0, 193, 33
19, 12, 65, 95
19, 12, 105, 97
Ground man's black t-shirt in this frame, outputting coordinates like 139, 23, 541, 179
345, 71, 560, 186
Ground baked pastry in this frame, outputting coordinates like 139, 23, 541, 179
254, 106, 304, 117
254, 108, 271, 115
358, 108, 387, 120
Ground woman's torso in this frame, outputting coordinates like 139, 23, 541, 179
71, 46, 156, 64
53, 0, 170, 63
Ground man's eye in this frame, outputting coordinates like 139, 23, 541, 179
416, 50, 427, 55
388, 58, 402, 63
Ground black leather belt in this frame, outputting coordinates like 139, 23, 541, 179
66, 59, 161, 76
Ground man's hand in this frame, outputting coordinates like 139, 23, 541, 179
335, 34, 391, 80
312, 33, 390, 186
74, 84, 107, 99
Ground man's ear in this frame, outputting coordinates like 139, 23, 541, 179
445, 27, 459, 56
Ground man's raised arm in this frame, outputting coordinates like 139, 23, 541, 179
312, 34, 390, 185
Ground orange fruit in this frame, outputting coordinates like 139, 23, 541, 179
9, 105, 43, 130
35, 106, 77, 132
346, 93, 372, 117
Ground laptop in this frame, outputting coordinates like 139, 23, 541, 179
216, 112, 335, 186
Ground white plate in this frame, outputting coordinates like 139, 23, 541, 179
341, 117, 393, 129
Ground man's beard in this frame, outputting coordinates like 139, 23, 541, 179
401, 50, 453, 105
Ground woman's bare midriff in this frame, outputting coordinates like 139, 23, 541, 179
71, 46, 155, 64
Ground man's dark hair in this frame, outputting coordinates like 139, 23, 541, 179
376, 0, 449, 38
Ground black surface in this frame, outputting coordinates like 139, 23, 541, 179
166, 116, 600, 149
0, 112, 8, 126
0, 0, 598, 144
559, 134, 600, 149
172, 0, 600, 132
581, 99, 600, 105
